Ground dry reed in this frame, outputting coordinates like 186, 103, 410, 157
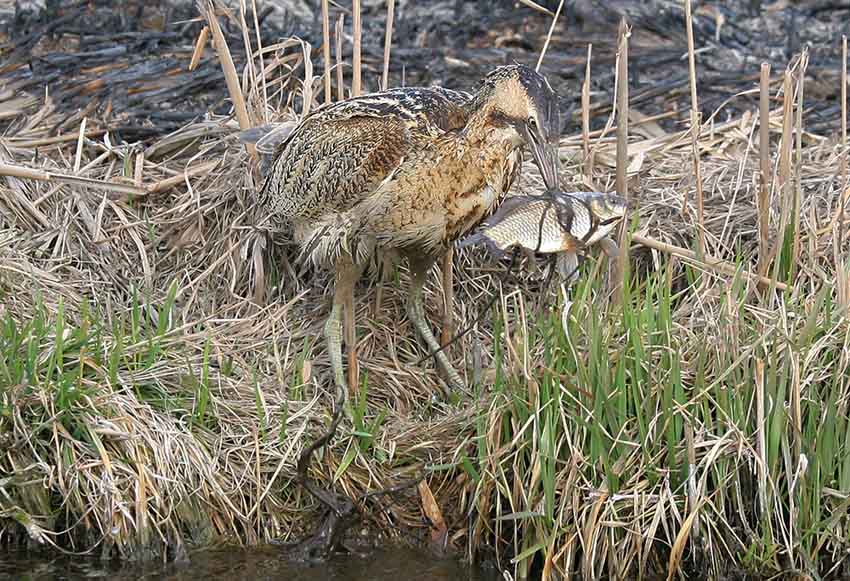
381, 0, 395, 92
352, 0, 362, 97
758, 62, 771, 275
581, 44, 592, 185
613, 18, 630, 303
684, 0, 705, 257
335, 14, 344, 101
322, 0, 331, 105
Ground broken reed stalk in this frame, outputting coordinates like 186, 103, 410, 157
382, 0, 395, 91
345, 298, 358, 395
613, 19, 630, 303
758, 63, 771, 275
0, 160, 146, 197
238, 0, 257, 109
517, 0, 554, 17
322, 0, 331, 104
335, 15, 345, 101
441, 249, 454, 349
251, 0, 269, 123
73, 117, 86, 173
202, 0, 256, 159
5, 130, 107, 148
684, 420, 698, 539
147, 160, 220, 194
780, 69, 794, 216
352, 0, 362, 97
582, 44, 592, 185
134, 150, 144, 188
790, 354, 803, 477
841, 35, 847, 181
842, 35, 848, 256
189, 26, 209, 71
768, 70, 794, 279
685, 0, 705, 257
631, 234, 788, 291
793, 51, 808, 277
755, 358, 768, 517
535, 0, 564, 72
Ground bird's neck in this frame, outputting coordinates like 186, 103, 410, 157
463, 97, 496, 143
461, 100, 523, 160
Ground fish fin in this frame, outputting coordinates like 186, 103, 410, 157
483, 195, 544, 226
456, 231, 486, 249
597, 236, 620, 259
556, 251, 581, 283
237, 124, 276, 144
456, 231, 512, 259
255, 122, 297, 155
551, 196, 578, 234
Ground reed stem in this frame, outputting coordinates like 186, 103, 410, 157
322, 0, 331, 104
352, 0, 362, 97
613, 19, 630, 304
685, 0, 705, 258
335, 14, 345, 101
582, 44, 593, 185
758, 63, 771, 275
382, 0, 395, 91
536, 0, 564, 72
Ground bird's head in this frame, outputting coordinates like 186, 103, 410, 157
473, 64, 561, 190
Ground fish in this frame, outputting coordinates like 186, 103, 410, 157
457, 190, 630, 281
238, 122, 297, 177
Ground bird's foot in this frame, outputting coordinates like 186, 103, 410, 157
407, 298, 465, 401
436, 363, 465, 401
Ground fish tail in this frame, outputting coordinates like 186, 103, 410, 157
457, 231, 513, 260
456, 232, 485, 249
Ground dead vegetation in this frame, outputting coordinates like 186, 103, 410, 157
1, 1, 850, 579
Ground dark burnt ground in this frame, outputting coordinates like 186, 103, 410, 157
377, 0, 848, 136
0, 0, 847, 142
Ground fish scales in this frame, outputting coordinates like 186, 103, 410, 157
457, 190, 629, 259
486, 198, 570, 253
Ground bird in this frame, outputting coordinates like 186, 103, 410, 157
258, 63, 561, 399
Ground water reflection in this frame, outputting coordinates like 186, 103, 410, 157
1, 545, 501, 581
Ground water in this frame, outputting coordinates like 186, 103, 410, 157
1, 546, 502, 581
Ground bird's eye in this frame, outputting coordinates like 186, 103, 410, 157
527, 117, 538, 129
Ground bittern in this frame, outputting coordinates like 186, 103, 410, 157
259, 64, 560, 397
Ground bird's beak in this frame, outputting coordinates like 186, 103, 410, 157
525, 124, 560, 190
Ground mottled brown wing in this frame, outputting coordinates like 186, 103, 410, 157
316, 87, 472, 133
259, 115, 416, 222
258, 86, 474, 225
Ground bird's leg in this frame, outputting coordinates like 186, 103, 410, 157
289, 263, 361, 560
407, 255, 464, 396
374, 251, 395, 315
324, 304, 345, 397
324, 258, 362, 402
